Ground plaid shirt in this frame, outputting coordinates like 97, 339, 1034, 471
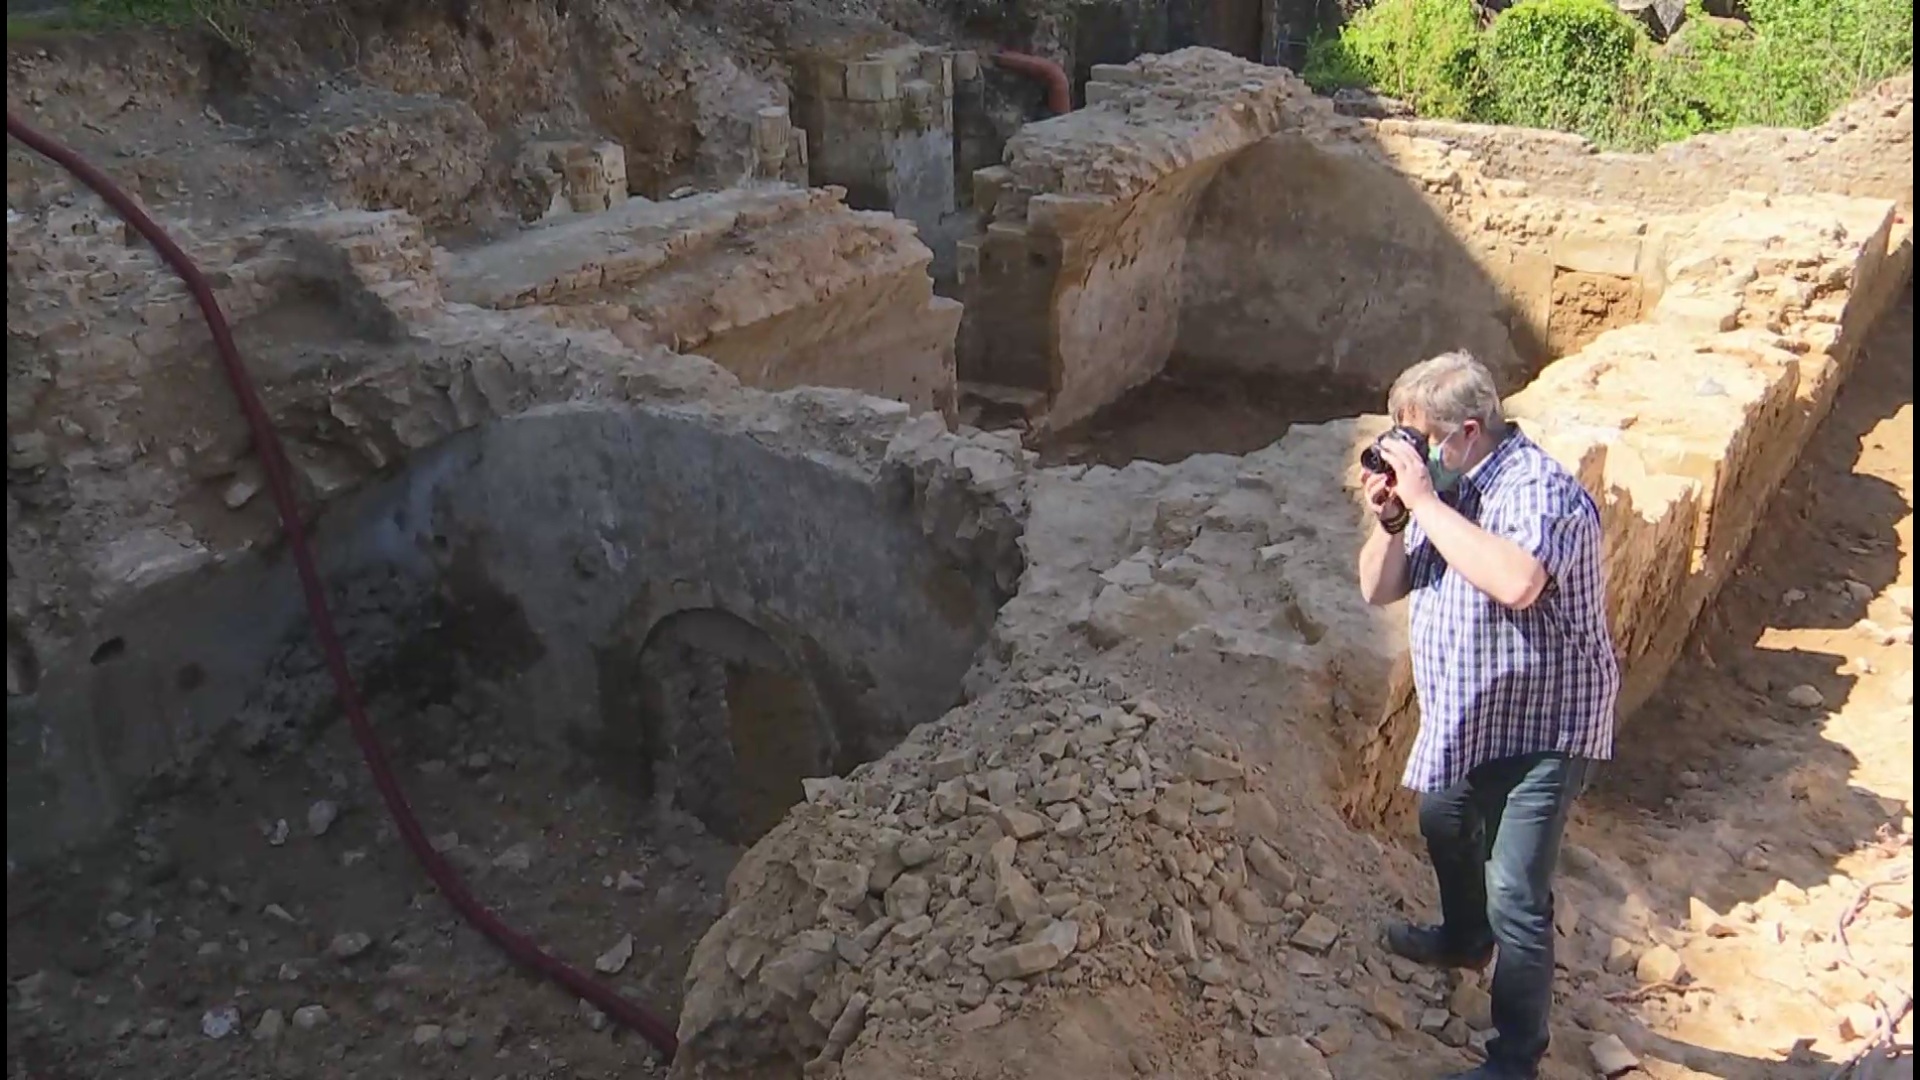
1401, 425, 1619, 793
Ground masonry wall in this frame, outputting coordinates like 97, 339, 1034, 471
1378, 73, 1913, 214
1177, 133, 1534, 392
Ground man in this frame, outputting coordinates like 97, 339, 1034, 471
1355, 350, 1619, 1080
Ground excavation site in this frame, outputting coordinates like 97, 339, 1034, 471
4, 4, 1914, 1079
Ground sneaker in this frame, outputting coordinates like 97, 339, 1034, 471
1384, 922, 1494, 971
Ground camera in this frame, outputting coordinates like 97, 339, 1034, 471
1359, 426, 1430, 479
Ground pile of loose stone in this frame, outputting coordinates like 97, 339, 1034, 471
681, 664, 1501, 1077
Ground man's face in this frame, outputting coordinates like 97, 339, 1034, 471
1398, 410, 1477, 472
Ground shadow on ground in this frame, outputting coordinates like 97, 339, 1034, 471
1553, 289, 1914, 1078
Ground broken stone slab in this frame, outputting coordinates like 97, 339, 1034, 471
1170, 906, 1200, 962
1589, 1033, 1642, 1076
1290, 913, 1341, 954
1450, 982, 1493, 1030
594, 933, 634, 975
883, 874, 931, 921
1185, 747, 1243, 783
813, 860, 871, 909
1636, 943, 1687, 985
1688, 897, 1738, 938
996, 866, 1046, 923
953, 1002, 1003, 1032
1604, 937, 1638, 975
995, 806, 1050, 841
982, 919, 1078, 980
1251, 1035, 1332, 1080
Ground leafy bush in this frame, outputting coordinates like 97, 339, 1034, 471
1304, 0, 1913, 150
1482, 0, 1650, 142
1301, 0, 1489, 120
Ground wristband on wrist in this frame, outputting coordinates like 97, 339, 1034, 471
1381, 506, 1411, 535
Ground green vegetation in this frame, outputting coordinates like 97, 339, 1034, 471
6, 0, 253, 47
1303, 0, 1914, 150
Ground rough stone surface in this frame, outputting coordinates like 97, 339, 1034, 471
3, 24, 1914, 1080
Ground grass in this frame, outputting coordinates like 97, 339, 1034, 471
5, 0, 254, 47
1303, 0, 1914, 150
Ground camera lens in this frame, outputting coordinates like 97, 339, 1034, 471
1359, 444, 1389, 476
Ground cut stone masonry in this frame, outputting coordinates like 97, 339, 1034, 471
438, 185, 961, 413
4, 37, 1914, 1080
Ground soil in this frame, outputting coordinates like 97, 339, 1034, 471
5, 297, 1907, 1080
1549, 292, 1915, 1078
1036, 368, 1384, 467
3, 677, 736, 1079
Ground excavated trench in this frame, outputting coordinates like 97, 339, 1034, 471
1023, 129, 1645, 468
7, 33, 1913, 1080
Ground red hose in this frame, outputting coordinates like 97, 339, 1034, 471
5, 112, 680, 1062
992, 51, 1072, 116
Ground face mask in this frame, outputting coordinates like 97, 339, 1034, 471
1427, 428, 1465, 492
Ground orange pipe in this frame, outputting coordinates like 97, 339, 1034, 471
992, 51, 1072, 116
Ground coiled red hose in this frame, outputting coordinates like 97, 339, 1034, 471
5, 112, 680, 1062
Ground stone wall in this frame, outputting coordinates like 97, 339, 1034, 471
955, 50, 1305, 429
1374, 72, 1914, 215
1177, 131, 1535, 391
5, 192, 1023, 863
793, 45, 963, 274
438, 185, 962, 414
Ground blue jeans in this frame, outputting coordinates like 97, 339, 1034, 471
1418, 752, 1595, 1075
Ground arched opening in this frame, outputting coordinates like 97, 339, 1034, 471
633, 608, 832, 846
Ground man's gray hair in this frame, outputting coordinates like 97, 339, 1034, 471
1387, 350, 1506, 432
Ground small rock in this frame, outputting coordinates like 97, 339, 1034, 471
1784, 685, 1826, 709
982, 919, 1077, 980
1603, 937, 1638, 975
292, 1005, 329, 1030
953, 1002, 1003, 1032
491, 842, 535, 872
1252, 1035, 1331, 1079
265, 819, 290, 847
1368, 988, 1409, 1032
995, 806, 1050, 841
896, 836, 936, 867
1247, 840, 1296, 891
1636, 944, 1686, 985
200, 1005, 241, 1040
1589, 1033, 1641, 1076
1309, 1020, 1354, 1056
251, 1009, 285, 1042
1688, 897, 1737, 938
412, 1023, 444, 1046
141, 1018, 171, 1039
884, 874, 932, 921
1450, 982, 1493, 1030
1170, 906, 1200, 961
929, 751, 975, 781
1039, 773, 1084, 804
328, 931, 373, 960
306, 800, 339, 837
1185, 748, 1242, 783
1290, 913, 1340, 954
595, 933, 634, 975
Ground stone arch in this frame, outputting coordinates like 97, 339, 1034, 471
628, 606, 833, 844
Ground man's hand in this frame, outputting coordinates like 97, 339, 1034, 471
1363, 469, 1404, 523
1378, 437, 1437, 512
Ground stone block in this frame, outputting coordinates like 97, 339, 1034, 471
844, 61, 900, 103
1088, 63, 1149, 85
1551, 232, 1644, 278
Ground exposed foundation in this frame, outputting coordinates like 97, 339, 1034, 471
5, 27, 1914, 1080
